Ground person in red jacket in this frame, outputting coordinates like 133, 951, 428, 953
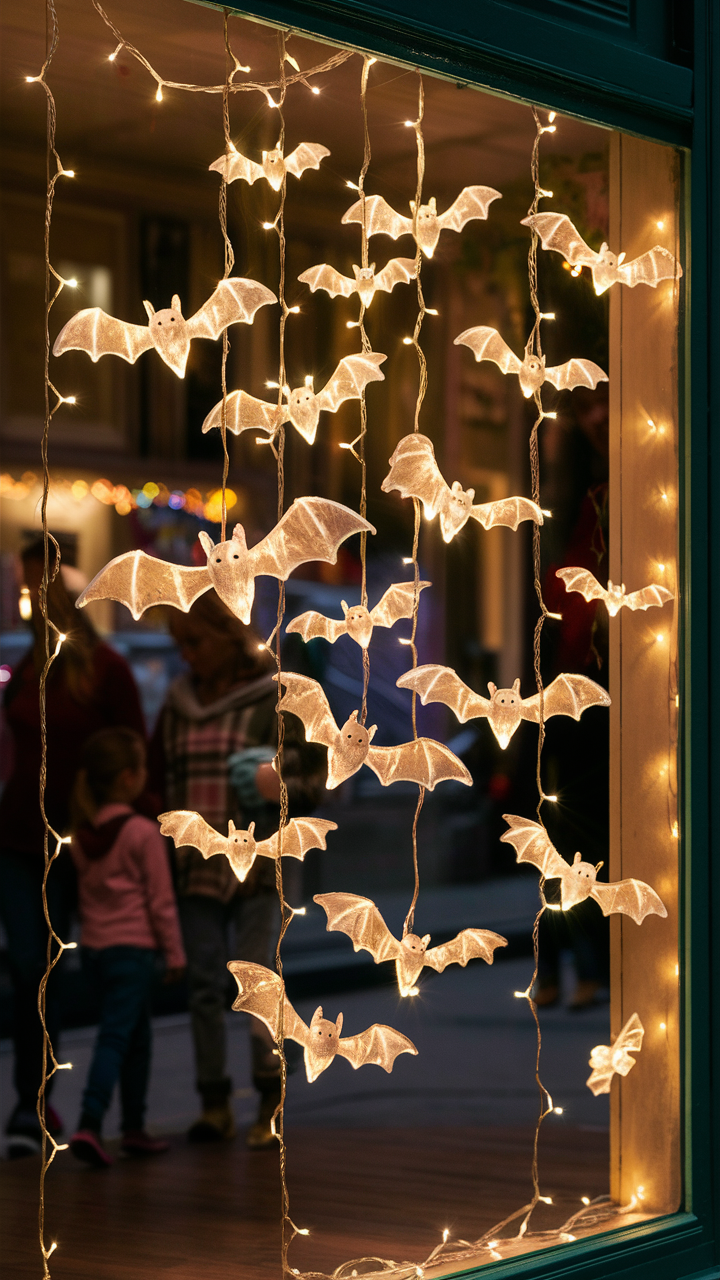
69, 727, 185, 1167
0, 540, 146, 1157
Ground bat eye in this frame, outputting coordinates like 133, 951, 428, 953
347, 733, 352, 739
233, 553, 239, 559
170, 317, 175, 322
215, 557, 221, 563
157, 320, 162, 326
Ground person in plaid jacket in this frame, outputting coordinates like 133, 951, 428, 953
150, 590, 326, 1147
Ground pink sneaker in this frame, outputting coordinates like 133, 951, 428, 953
121, 1130, 170, 1156
70, 1129, 113, 1168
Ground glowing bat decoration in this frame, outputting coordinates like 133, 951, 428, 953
587, 1013, 645, 1096
209, 140, 330, 190
500, 816, 667, 924
227, 962, 417, 1082
76, 498, 374, 625
201, 353, 387, 446
341, 187, 502, 258
287, 580, 430, 649
158, 812, 337, 884
275, 672, 472, 791
455, 326, 608, 398
556, 568, 674, 617
521, 213, 682, 295
53, 280, 276, 378
396, 667, 610, 750
298, 259, 417, 307
314, 892, 507, 997
381, 433, 543, 543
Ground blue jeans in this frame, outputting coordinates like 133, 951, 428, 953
0, 850, 74, 1111
80, 946, 156, 1133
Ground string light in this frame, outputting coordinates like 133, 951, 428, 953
155, 83, 163, 102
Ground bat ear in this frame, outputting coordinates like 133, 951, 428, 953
348, 709, 359, 723
429, 197, 437, 212
573, 852, 582, 865
595, 860, 604, 873
451, 480, 462, 494
198, 530, 215, 556
228, 819, 235, 834
341, 600, 349, 616
512, 678, 521, 694
171, 294, 182, 312
282, 384, 290, 399
367, 724, 377, 741
467, 488, 475, 502
487, 682, 497, 695
248, 821, 255, 837
599, 242, 609, 255
422, 934, 431, 948
335, 1011, 343, 1035
617, 251, 627, 264
409, 200, 416, 214
143, 300, 155, 320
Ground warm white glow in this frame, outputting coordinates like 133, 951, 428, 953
290, 906, 307, 917
660, 1021, 667, 1030
402, 556, 413, 565
539, 187, 553, 198
63, 169, 75, 178
311, 86, 320, 95
404, 119, 414, 128
289, 305, 300, 314
442, 1229, 449, 1243
346, 180, 359, 190
581, 1196, 590, 1206
514, 989, 530, 999
262, 221, 275, 230
297, 1227, 310, 1236
672, 821, 679, 839
540, 311, 555, 320
66, 277, 78, 288
402, 337, 413, 345
155, 84, 163, 102
657, 633, 665, 643
548, 111, 556, 122
57, 1062, 73, 1071
657, 220, 665, 230
426, 307, 439, 315
539, 1196, 553, 1205
553, 1106, 563, 1114
19, 586, 32, 620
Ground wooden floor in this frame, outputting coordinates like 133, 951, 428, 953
1, 1125, 614, 1279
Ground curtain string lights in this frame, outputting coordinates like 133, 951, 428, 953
24, 5, 680, 1272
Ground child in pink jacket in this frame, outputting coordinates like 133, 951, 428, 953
69, 727, 185, 1167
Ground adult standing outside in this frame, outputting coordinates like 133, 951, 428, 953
0, 540, 146, 1157
151, 591, 326, 1148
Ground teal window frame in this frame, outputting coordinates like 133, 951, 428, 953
199, 2, 720, 1275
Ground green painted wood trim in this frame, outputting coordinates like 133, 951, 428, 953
212, 0, 692, 143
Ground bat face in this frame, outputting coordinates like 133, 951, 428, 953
561, 853, 599, 910
262, 148, 286, 190
146, 300, 192, 376
327, 711, 375, 788
352, 264, 378, 307
198, 524, 255, 624
286, 382, 321, 442
487, 679, 524, 749
605, 580, 628, 616
592, 245, 621, 295
396, 932, 431, 993
225, 820, 257, 881
344, 603, 374, 648
439, 480, 475, 541
413, 198, 441, 256
518, 352, 547, 399
305, 1007, 343, 1081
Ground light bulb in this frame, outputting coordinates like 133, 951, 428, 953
544, 794, 558, 802
63, 170, 75, 178
19, 587, 32, 621
540, 311, 555, 320
657, 220, 665, 230
404, 120, 414, 128
155, 84, 163, 102
442, 1229, 449, 1243
289, 306, 300, 314
426, 308, 439, 315
581, 1196, 590, 1206
402, 337, 413, 345
553, 1105, 563, 1114
311, 86, 320, 95
539, 1196, 553, 1205
548, 111, 556, 122
346, 180, 359, 190
660, 1021, 666, 1030
368, 57, 377, 65
262, 222, 275, 230
402, 557, 413, 565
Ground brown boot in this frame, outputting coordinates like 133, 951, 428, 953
188, 1078, 235, 1143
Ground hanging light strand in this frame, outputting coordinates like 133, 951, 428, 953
218, 12, 237, 542
29, 0, 73, 1273
91, 0, 351, 105
356, 56, 373, 721
402, 72, 427, 939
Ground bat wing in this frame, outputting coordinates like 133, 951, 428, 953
544, 358, 609, 391
285, 610, 348, 644
76, 550, 210, 621
555, 566, 607, 603
341, 195, 413, 241
367, 738, 472, 791
396, 664, 491, 724
53, 309, 153, 364
591, 879, 667, 924
438, 185, 502, 231
520, 674, 611, 724
381, 433, 449, 518
158, 810, 227, 858
424, 928, 508, 971
201, 390, 285, 436
316, 353, 387, 413
613, 1012, 645, 1061
471, 496, 544, 531
336, 1024, 417, 1071
520, 214, 600, 268
227, 962, 308, 1045
500, 815, 570, 880
284, 142, 331, 178
186, 278, 276, 341
454, 326, 522, 375
249, 496, 373, 583
369, 580, 430, 629
208, 149, 265, 185
298, 264, 356, 298
275, 672, 338, 749
618, 246, 681, 288
624, 585, 674, 611
256, 817, 338, 862
587, 1013, 644, 1095
313, 892, 400, 963
373, 258, 418, 293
